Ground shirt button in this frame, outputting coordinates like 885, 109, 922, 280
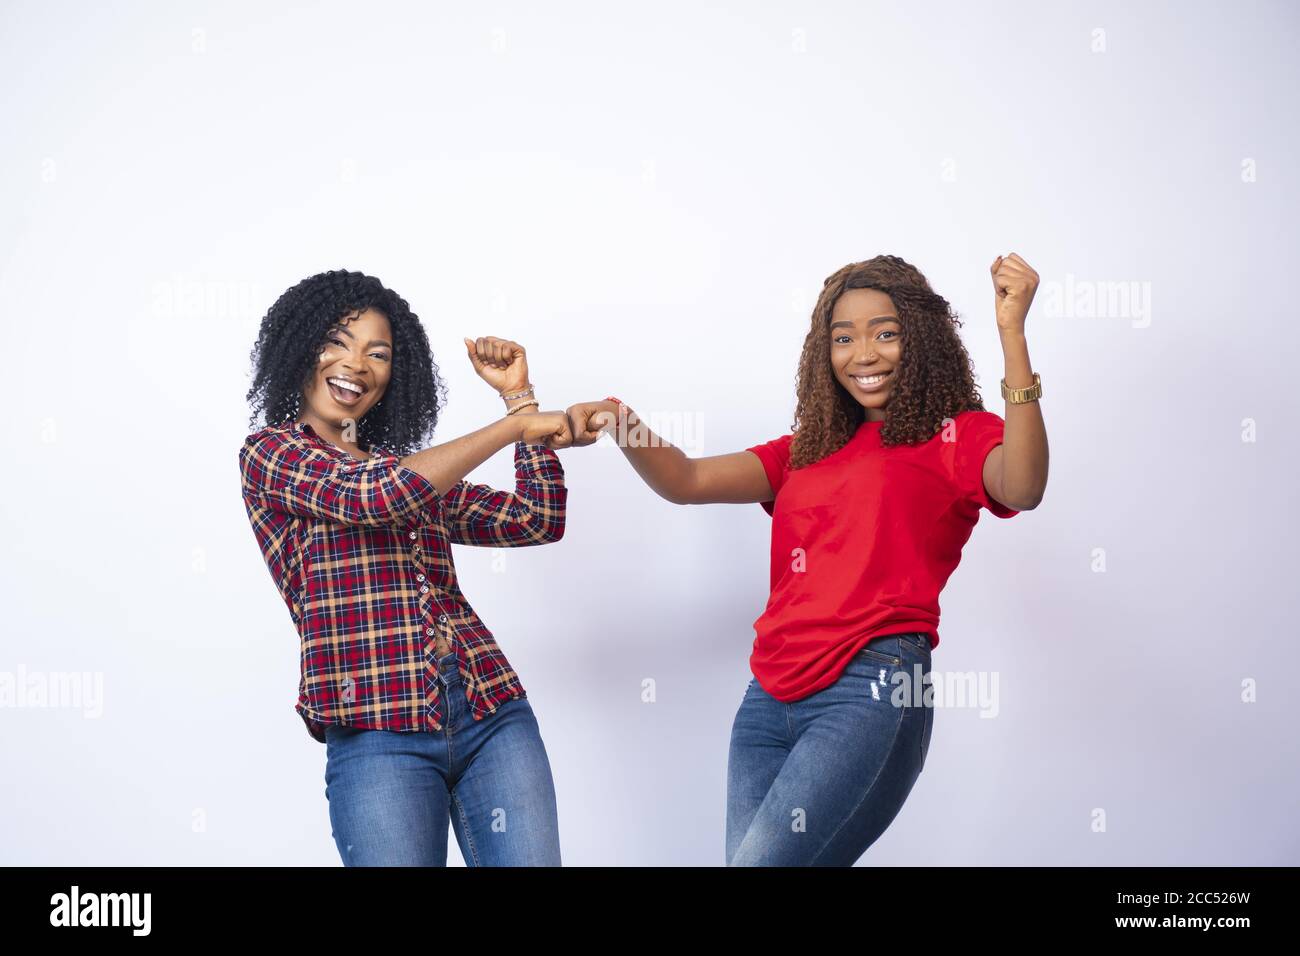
438, 613, 448, 624
425, 627, 435, 636
416, 574, 425, 582
408, 531, 417, 540
420, 585, 429, 594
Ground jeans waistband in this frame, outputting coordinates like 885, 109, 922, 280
436, 649, 460, 684
868, 630, 932, 653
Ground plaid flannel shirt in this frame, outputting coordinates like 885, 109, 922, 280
238, 421, 566, 743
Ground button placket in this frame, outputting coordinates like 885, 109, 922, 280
405, 512, 459, 729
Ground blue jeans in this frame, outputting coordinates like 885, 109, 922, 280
323, 649, 561, 866
726, 630, 934, 866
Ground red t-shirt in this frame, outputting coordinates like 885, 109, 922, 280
745, 409, 1018, 702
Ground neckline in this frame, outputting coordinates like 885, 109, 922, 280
296, 421, 380, 460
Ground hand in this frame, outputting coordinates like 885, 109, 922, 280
990, 253, 1039, 333
516, 410, 574, 450
566, 400, 620, 447
464, 336, 530, 395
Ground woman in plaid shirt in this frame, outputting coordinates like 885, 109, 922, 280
240, 269, 574, 866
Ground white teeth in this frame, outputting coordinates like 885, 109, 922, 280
329, 377, 363, 395
854, 372, 889, 385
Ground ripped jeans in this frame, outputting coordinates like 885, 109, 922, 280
726, 630, 934, 866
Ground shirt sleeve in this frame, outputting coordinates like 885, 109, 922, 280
439, 441, 567, 546
745, 434, 794, 517
239, 428, 441, 526
941, 411, 1019, 519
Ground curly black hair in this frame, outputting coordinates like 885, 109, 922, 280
245, 269, 446, 455
788, 254, 985, 469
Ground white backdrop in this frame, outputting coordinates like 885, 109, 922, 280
2, 0, 1297, 865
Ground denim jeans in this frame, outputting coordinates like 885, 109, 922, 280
323, 649, 561, 866
726, 630, 934, 866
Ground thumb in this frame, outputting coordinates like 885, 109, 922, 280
578, 411, 609, 440
464, 338, 484, 370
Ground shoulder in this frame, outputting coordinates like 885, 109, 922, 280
745, 432, 795, 477
746, 432, 795, 458
927, 410, 1006, 473
943, 409, 1006, 445
943, 410, 1017, 516
239, 424, 321, 478
241, 423, 299, 456
952, 408, 1004, 429
745, 433, 795, 508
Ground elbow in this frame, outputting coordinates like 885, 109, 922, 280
522, 485, 565, 543
1007, 488, 1045, 511
536, 494, 567, 542
537, 523, 565, 545
342, 498, 420, 528
660, 475, 698, 506
524, 513, 566, 545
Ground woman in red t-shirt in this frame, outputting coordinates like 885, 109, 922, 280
566, 253, 1049, 865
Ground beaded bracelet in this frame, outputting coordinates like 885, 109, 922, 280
505, 399, 540, 415
604, 395, 629, 418
500, 384, 536, 401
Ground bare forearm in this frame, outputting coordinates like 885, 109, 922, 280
998, 330, 1049, 507
399, 414, 525, 496
598, 402, 696, 504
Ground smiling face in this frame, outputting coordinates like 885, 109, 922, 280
829, 288, 903, 422
298, 307, 393, 439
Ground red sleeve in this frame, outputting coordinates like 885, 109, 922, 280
942, 411, 1019, 519
745, 434, 794, 517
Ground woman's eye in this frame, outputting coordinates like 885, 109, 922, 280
370, 353, 390, 361
834, 335, 851, 344
326, 336, 345, 347
878, 330, 898, 340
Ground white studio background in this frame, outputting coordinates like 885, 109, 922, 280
1, 0, 1297, 866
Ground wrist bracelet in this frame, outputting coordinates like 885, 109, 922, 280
1000, 373, 1042, 405
505, 399, 540, 415
603, 395, 630, 419
500, 384, 536, 400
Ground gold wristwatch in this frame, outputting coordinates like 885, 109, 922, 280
1001, 372, 1042, 404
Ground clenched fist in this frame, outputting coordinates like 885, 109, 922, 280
517, 410, 574, 450
565, 400, 621, 447
464, 336, 530, 395
990, 253, 1039, 333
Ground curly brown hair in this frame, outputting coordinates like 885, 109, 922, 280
788, 254, 986, 469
